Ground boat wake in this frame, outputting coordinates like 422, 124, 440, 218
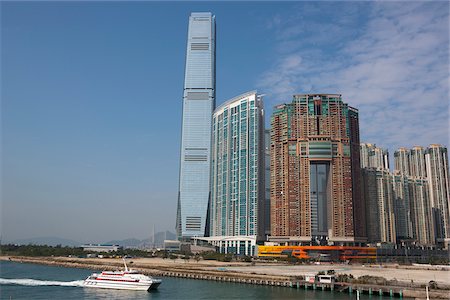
0, 278, 85, 287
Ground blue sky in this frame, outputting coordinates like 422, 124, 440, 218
2, 1, 448, 242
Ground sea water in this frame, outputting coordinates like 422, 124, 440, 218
0, 261, 400, 299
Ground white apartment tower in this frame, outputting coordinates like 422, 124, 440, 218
425, 144, 450, 244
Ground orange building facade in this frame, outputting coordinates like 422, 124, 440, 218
270, 94, 365, 245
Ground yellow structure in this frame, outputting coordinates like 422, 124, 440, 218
258, 245, 376, 261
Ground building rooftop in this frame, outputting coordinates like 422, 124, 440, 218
214, 90, 258, 114
191, 12, 213, 17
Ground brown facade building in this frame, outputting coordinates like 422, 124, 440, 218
270, 94, 365, 245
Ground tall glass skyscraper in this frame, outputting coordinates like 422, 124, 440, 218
176, 12, 216, 239
209, 91, 265, 239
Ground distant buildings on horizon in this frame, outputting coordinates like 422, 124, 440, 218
175, 12, 450, 254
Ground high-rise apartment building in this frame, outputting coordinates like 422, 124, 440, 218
176, 12, 216, 239
270, 94, 364, 244
361, 168, 396, 244
393, 144, 449, 246
408, 177, 434, 245
394, 147, 410, 176
210, 91, 265, 239
360, 143, 395, 244
360, 143, 389, 170
410, 146, 427, 178
392, 171, 413, 240
425, 144, 450, 243
264, 129, 271, 236
394, 146, 427, 178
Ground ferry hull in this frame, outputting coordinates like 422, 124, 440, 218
84, 279, 161, 292
149, 281, 161, 290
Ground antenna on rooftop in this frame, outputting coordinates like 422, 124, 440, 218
152, 224, 155, 249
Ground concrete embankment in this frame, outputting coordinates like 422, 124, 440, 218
2, 256, 449, 299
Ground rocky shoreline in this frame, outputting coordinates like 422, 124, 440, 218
2, 256, 449, 299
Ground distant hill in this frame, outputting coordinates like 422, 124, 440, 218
5, 231, 177, 248
102, 238, 142, 247
9, 237, 81, 247
104, 231, 176, 248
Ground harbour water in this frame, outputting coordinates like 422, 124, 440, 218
1, 261, 396, 299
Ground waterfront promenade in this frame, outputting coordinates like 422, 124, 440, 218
1, 256, 449, 299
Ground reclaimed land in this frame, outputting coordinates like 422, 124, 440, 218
1, 256, 449, 299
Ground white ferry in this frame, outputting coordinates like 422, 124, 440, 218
83, 258, 161, 291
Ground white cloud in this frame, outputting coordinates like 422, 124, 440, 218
257, 2, 449, 152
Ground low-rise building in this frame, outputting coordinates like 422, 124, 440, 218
81, 244, 122, 252
193, 236, 257, 256
163, 240, 181, 252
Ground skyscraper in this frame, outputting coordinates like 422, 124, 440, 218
408, 177, 434, 245
361, 168, 396, 244
207, 91, 264, 256
360, 143, 389, 170
392, 171, 414, 240
394, 147, 410, 176
392, 144, 449, 246
425, 144, 450, 243
410, 146, 427, 178
270, 94, 364, 244
176, 12, 216, 239
360, 143, 394, 244
264, 129, 271, 236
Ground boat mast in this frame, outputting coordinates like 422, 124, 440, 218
152, 224, 155, 249
123, 258, 128, 272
